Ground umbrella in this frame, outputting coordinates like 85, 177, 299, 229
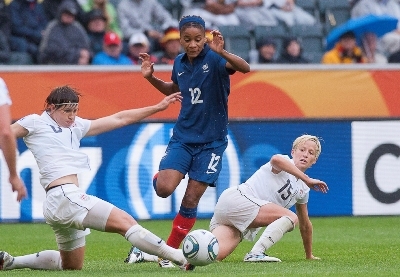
325, 14, 398, 50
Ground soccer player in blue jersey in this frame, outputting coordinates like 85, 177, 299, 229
125, 15, 250, 267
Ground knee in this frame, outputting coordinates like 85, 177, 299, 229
153, 178, 174, 198
285, 214, 298, 231
154, 184, 173, 198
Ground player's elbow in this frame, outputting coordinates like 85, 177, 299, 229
0, 128, 14, 142
270, 154, 284, 169
241, 66, 250, 74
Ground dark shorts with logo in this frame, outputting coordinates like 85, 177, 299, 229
159, 138, 228, 186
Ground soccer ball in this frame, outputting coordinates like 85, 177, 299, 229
182, 229, 219, 266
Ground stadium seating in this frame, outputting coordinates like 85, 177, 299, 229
157, 0, 183, 20
318, 0, 351, 32
217, 25, 253, 62
303, 51, 324, 64
109, 0, 121, 9
296, 0, 320, 23
290, 23, 325, 53
253, 24, 288, 55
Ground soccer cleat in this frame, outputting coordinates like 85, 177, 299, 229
124, 246, 144, 264
158, 258, 175, 268
0, 251, 14, 270
179, 262, 195, 271
243, 252, 282, 262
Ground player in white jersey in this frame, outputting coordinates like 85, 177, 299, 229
0, 85, 195, 271
209, 134, 328, 262
0, 78, 26, 202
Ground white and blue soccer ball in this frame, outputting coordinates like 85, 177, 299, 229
182, 229, 219, 266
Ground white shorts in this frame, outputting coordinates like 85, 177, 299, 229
209, 186, 271, 241
43, 184, 101, 244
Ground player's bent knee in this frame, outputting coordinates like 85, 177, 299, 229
154, 186, 174, 198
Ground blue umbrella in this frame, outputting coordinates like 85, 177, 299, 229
326, 14, 398, 50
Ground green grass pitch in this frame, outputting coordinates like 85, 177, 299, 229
1, 216, 400, 276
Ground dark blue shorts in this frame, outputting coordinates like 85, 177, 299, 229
159, 138, 228, 186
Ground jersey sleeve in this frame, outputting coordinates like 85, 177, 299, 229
16, 114, 39, 134
217, 55, 236, 75
296, 191, 309, 204
75, 116, 91, 137
268, 154, 291, 172
171, 61, 178, 84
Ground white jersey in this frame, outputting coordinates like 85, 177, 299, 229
0, 78, 12, 106
238, 154, 310, 209
16, 112, 91, 189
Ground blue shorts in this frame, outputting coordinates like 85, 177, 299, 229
159, 138, 228, 186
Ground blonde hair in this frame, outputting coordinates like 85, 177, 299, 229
292, 135, 322, 159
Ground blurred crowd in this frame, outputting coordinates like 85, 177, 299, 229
1, 0, 400, 65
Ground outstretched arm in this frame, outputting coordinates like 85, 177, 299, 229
207, 30, 250, 74
1, 105, 27, 202
86, 92, 182, 136
296, 203, 320, 260
270, 154, 328, 193
139, 53, 180, 96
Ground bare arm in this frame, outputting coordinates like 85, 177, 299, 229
208, 30, 250, 74
1, 107, 27, 202
139, 53, 180, 96
270, 154, 328, 193
86, 92, 182, 136
296, 203, 320, 260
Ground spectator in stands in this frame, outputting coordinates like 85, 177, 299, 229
0, 0, 10, 37
117, 0, 178, 52
277, 37, 309, 64
321, 31, 367, 64
92, 31, 132, 65
38, 0, 92, 65
82, 0, 122, 38
267, 0, 316, 27
351, 0, 400, 57
0, 0, 32, 64
42, 0, 86, 26
0, 30, 11, 64
256, 37, 277, 63
156, 26, 182, 65
127, 32, 158, 65
8, 0, 48, 64
180, 0, 240, 29
86, 8, 107, 55
388, 49, 400, 62
362, 32, 387, 64
235, 0, 278, 30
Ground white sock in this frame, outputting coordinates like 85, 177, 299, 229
8, 250, 62, 270
250, 216, 295, 254
142, 252, 159, 262
125, 224, 185, 265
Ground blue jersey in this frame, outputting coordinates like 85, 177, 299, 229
171, 44, 235, 144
